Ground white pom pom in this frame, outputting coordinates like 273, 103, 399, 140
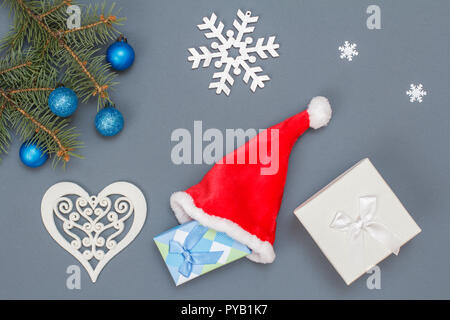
307, 96, 332, 129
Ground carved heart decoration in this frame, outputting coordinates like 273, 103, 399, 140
41, 182, 147, 283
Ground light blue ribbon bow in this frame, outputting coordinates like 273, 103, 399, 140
169, 225, 224, 278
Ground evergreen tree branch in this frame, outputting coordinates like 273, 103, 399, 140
8, 87, 54, 94
0, 104, 10, 158
65, 3, 125, 48
0, 60, 31, 75
0, 89, 73, 162
39, 0, 71, 19
16, 0, 109, 100
62, 14, 117, 34
0, 0, 125, 167
0, 54, 82, 165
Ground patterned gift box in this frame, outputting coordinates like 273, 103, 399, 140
154, 220, 251, 286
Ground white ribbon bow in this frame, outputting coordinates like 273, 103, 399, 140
330, 196, 402, 270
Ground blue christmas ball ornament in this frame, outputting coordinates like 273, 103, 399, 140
95, 106, 124, 137
106, 36, 135, 71
19, 140, 48, 168
48, 86, 78, 117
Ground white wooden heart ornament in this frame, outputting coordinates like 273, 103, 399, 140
41, 182, 147, 283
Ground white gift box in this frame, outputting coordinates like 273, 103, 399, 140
293, 158, 421, 285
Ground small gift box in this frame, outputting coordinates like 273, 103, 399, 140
294, 158, 421, 285
154, 220, 251, 286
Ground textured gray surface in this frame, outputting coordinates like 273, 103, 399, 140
0, 0, 449, 299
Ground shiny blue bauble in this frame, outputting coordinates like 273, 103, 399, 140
48, 87, 78, 117
19, 140, 48, 168
95, 107, 124, 137
106, 37, 135, 71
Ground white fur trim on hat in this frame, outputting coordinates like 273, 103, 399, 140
307, 96, 332, 129
170, 191, 276, 264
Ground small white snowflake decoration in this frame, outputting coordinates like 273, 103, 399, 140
406, 84, 427, 103
188, 9, 280, 96
339, 41, 359, 61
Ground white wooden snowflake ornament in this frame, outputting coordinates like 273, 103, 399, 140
406, 84, 427, 103
41, 182, 147, 283
188, 9, 280, 95
339, 41, 359, 61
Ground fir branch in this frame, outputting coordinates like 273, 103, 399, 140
0, 0, 125, 167
0, 55, 82, 164
16, 0, 118, 104
8, 87, 54, 94
62, 14, 117, 34
39, 0, 71, 19
65, 3, 125, 48
0, 89, 78, 163
0, 54, 38, 91
0, 104, 10, 157
0, 60, 31, 75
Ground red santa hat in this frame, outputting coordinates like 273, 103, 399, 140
170, 96, 332, 263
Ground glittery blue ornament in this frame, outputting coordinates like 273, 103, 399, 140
48, 86, 78, 117
95, 106, 124, 137
19, 140, 48, 168
106, 36, 135, 71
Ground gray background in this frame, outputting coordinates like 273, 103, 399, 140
0, 0, 449, 299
